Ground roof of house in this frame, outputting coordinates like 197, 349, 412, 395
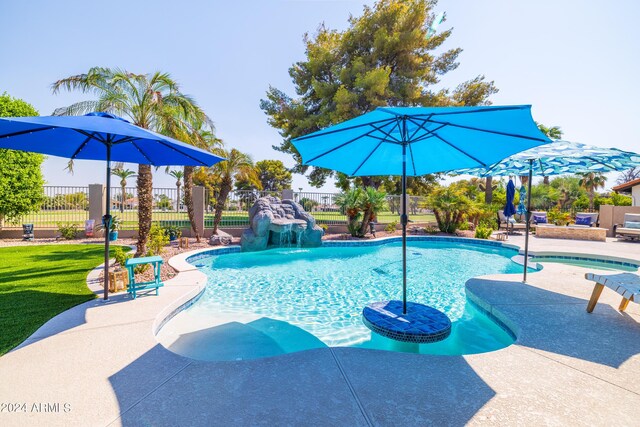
612, 177, 640, 192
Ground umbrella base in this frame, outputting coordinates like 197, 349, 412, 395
362, 300, 451, 344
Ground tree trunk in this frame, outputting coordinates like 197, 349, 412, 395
176, 183, 181, 213
543, 176, 550, 185
120, 184, 125, 213
136, 164, 153, 257
184, 166, 200, 242
213, 178, 232, 234
484, 177, 493, 204
589, 191, 595, 211
359, 208, 372, 237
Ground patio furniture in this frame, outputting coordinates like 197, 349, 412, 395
535, 224, 608, 242
497, 211, 527, 234
614, 213, 640, 241
125, 255, 164, 299
585, 272, 640, 313
574, 212, 599, 227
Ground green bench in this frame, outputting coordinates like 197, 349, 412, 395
125, 255, 164, 299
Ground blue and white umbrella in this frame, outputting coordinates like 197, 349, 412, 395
455, 140, 640, 177
453, 140, 640, 282
517, 184, 527, 216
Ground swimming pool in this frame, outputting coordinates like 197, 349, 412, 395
158, 239, 527, 360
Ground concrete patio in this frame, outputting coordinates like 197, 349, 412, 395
0, 236, 639, 426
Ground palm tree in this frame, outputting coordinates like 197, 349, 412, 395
168, 169, 184, 212
210, 148, 259, 234
536, 122, 563, 185
111, 164, 136, 213
52, 67, 211, 256
160, 114, 221, 242
578, 172, 607, 211
358, 187, 387, 237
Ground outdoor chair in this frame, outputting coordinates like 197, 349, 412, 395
585, 272, 640, 313
497, 210, 527, 234
573, 212, 599, 227
614, 213, 640, 241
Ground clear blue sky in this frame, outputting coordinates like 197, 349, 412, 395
1, 0, 638, 191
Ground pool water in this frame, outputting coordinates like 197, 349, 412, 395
159, 241, 526, 360
531, 257, 639, 272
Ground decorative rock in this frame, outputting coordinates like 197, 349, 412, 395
209, 229, 233, 246
241, 196, 324, 251
362, 300, 452, 344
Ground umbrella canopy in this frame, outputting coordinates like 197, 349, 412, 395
292, 105, 551, 314
0, 112, 225, 300
517, 185, 527, 216
504, 179, 517, 218
454, 140, 640, 282
455, 140, 640, 177
0, 112, 222, 166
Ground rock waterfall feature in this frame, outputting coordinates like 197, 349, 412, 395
240, 196, 324, 251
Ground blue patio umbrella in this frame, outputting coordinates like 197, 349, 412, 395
453, 140, 640, 281
504, 179, 517, 219
292, 105, 551, 313
0, 112, 225, 300
517, 184, 527, 216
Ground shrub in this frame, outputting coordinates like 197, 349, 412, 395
162, 224, 182, 240
427, 185, 470, 233
57, 222, 79, 240
547, 207, 571, 226
474, 226, 493, 239
424, 225, 439, 235
385, 220, 398, 233
111, 246, 132, 270
147, 223, 170, 256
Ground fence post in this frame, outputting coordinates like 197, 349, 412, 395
88, 184, 105, 235
193, 185, 205, 236
281, 189, 293, 200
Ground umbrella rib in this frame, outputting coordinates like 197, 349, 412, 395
351, 140, 384, 176
69, 132, 98, 160
427, 119, 548, 142
149, 139, 210, 166
0, 125, 55, 139
131, 141, 154, 164
304, 125, 391, 164
433, 134, 488, 167
408, 143, 417, 176
405, 118, 447, 142
293, 117, 396, 142
583, 156, 620, 171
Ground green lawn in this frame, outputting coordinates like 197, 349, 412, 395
0, 245, 117, 355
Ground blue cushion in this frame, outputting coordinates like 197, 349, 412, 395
575, 216, 592, 226
533, 215, 547, 224
624, 221, 640, 229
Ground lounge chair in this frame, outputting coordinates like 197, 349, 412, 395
585, 272, 640, 312
614, 213, 640, 241
574, 212, 599, 227
497, 211, 527, 233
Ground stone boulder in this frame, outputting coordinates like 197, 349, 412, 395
241, 196, 324, 251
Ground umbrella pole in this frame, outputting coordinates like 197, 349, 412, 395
523, 159, 533, 283
401, 142, 408, 315
103, 143, 112, 300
